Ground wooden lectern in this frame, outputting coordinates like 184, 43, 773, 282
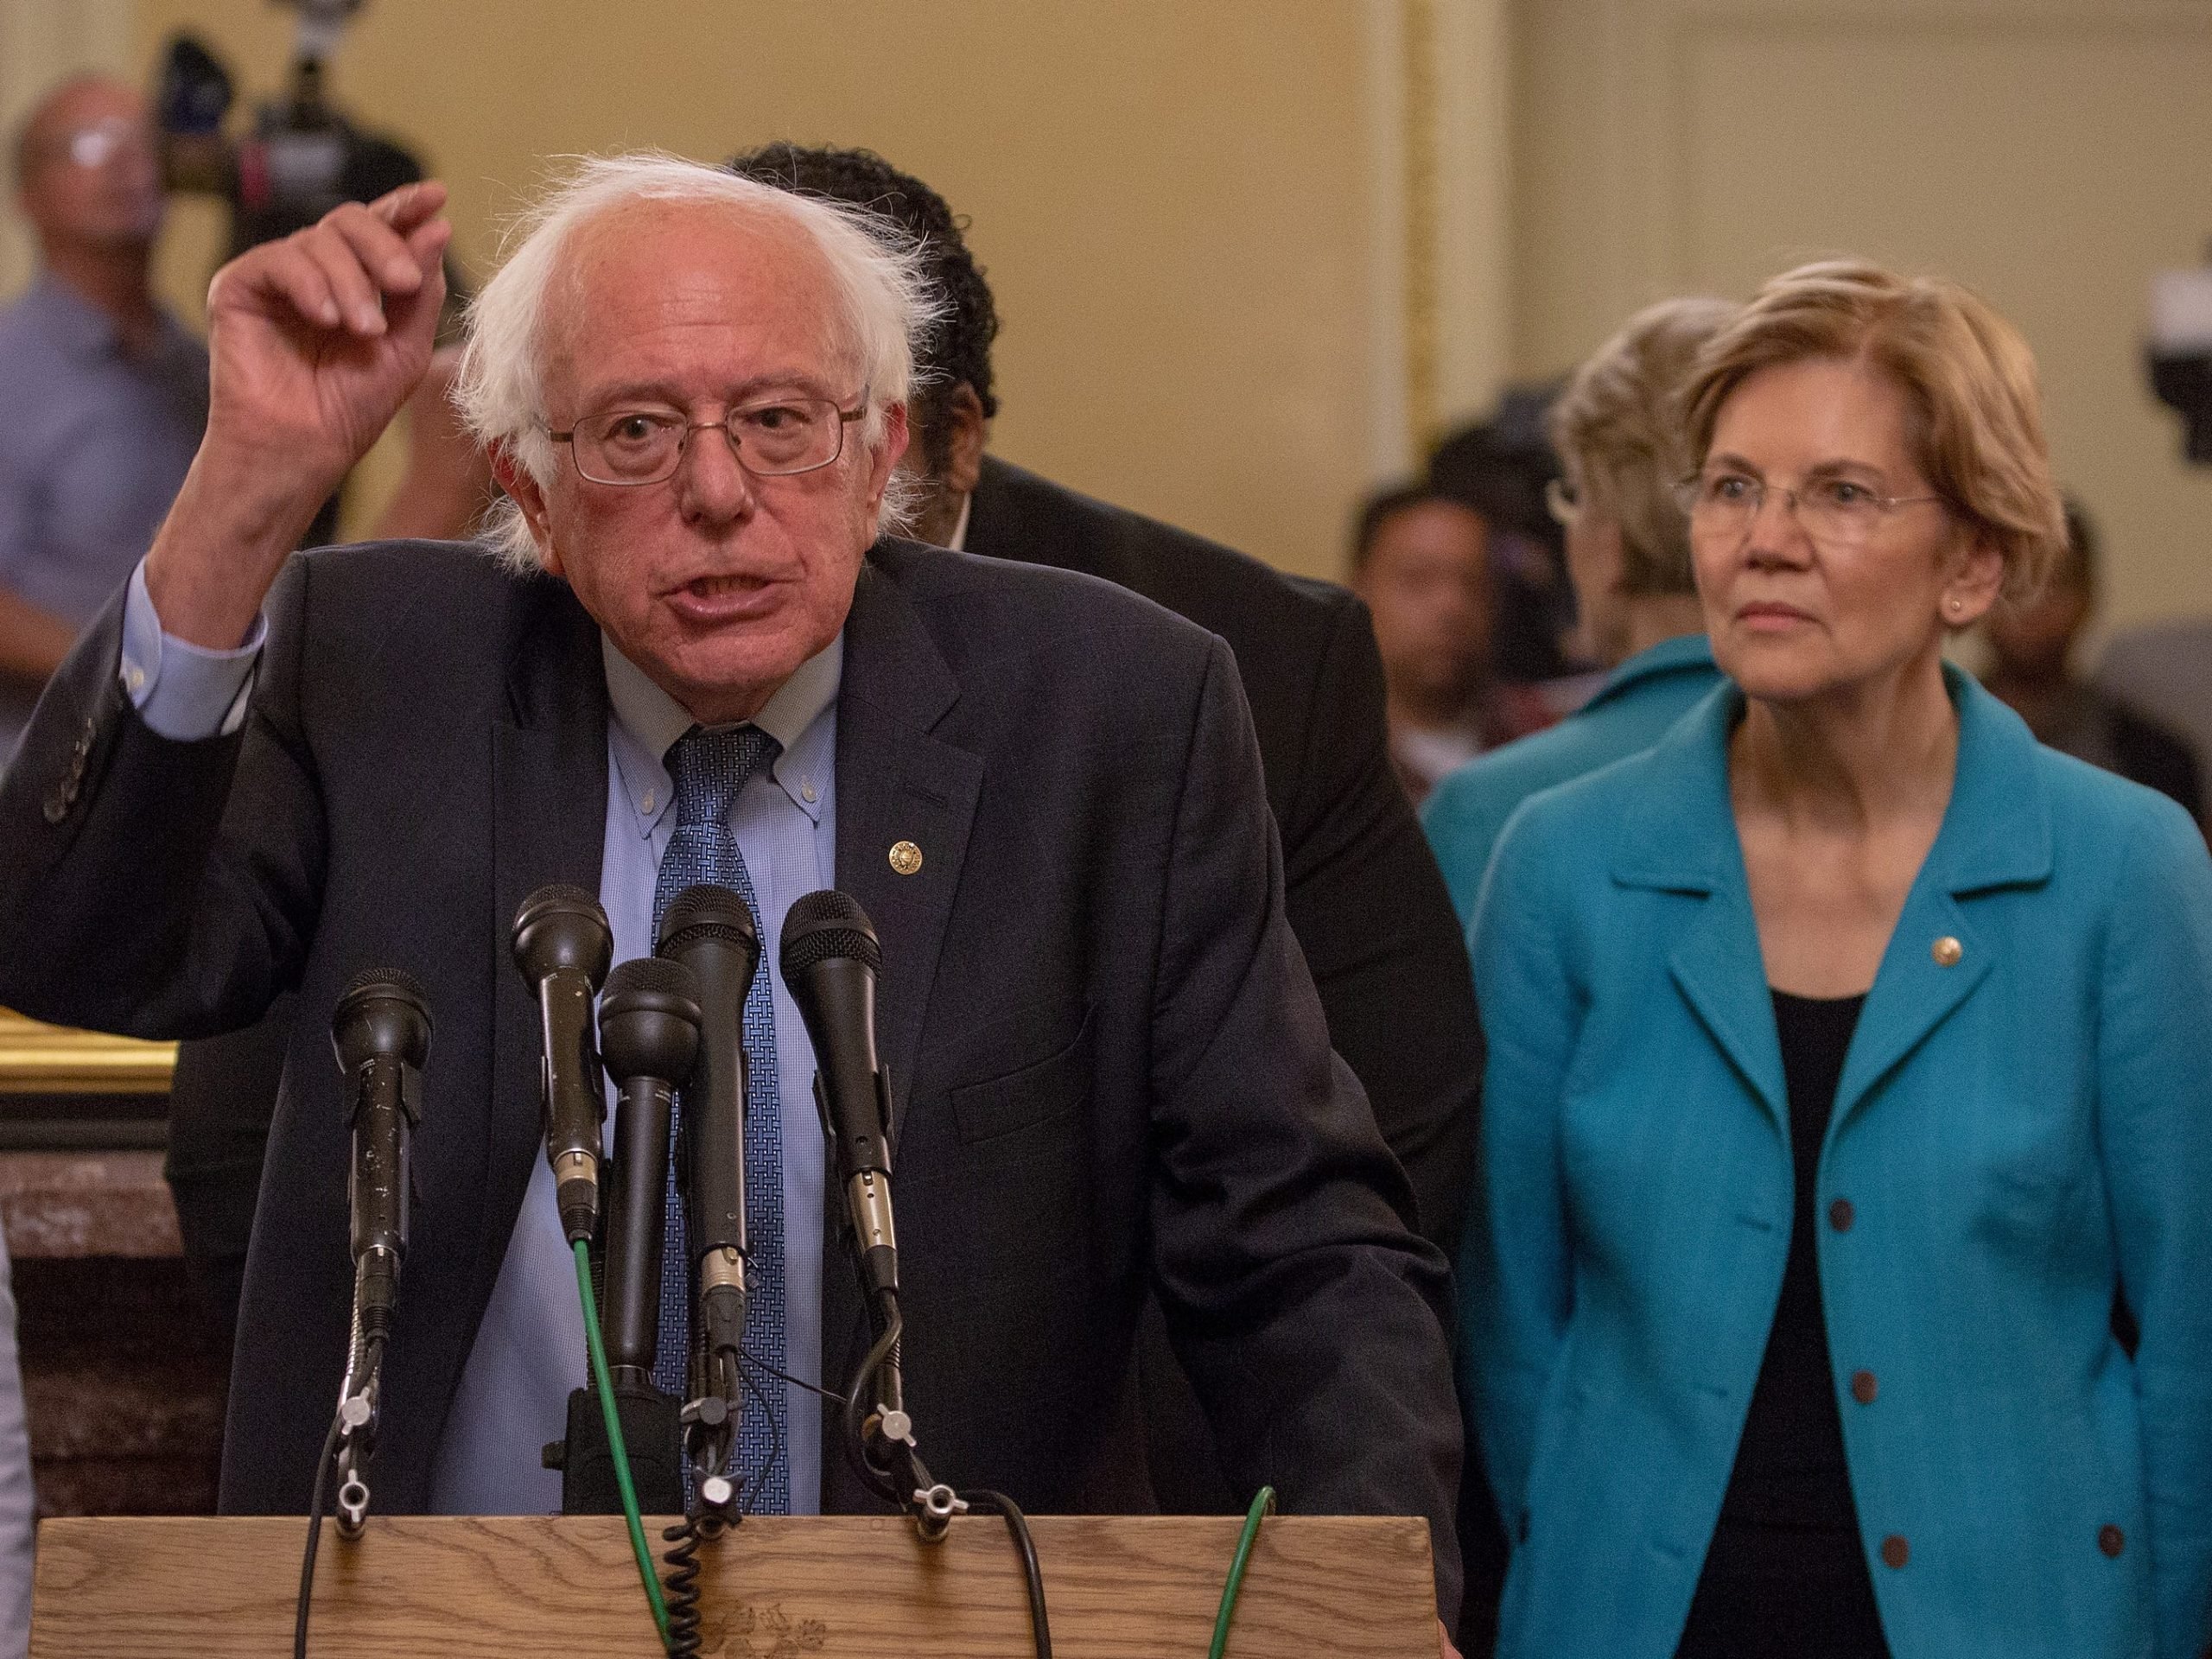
29, 1511, 1438, 1656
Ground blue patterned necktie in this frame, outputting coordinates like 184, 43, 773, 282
651, 723, 789, 1514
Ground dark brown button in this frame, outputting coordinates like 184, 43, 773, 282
2098, 1524, 2125, 1558
1850, 1370, 1878, 1405
1829, 1198, 1855, 1232
1880, 1535, 1910, 1569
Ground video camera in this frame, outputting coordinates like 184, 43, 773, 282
153, 0, 424, 260
2149, 251, 2212, 466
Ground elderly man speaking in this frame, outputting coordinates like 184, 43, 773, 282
0, 156, 1464, 1623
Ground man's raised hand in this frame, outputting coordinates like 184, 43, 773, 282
147, 181, 454, 651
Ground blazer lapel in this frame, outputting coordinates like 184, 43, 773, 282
476, 578, 609, 1314
1828, 671, 2050, 1141
1611, 686, 1789, 1127
831, 552, 984, 1142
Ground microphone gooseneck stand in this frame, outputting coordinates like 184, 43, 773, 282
655, 882, 762, 1507
296, 969, 433, 1659
558, 957, 702, 1518
654, 883, 766, 1656
780, 889, 1052, 1658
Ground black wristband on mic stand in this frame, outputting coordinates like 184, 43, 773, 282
656, 883, 761, 1497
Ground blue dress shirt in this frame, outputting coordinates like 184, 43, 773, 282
1, 275, 207, 758
118, 568, 836, 1515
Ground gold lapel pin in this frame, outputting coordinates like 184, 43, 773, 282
1931, 935, 1963, 967
888, 840, 923, 876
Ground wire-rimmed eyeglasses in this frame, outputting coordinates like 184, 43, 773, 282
550, 391, 868, 487
1673, 469, 1946, 549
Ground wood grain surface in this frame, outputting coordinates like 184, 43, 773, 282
30, 1511, 1438, 1656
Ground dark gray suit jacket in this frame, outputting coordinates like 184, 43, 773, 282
0, 536, 1463, 1615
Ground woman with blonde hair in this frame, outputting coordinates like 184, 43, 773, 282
1424, 294, 1733, 930
1462, 261, 2212, 1658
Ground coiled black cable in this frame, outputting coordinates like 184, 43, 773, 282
658, 1509, 723, 1658
660, 1356, 785, 1656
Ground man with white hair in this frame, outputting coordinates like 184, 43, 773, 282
0, 156, 1464, 1624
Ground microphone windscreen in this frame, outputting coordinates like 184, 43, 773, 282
512, 882, 613, 988
604, 956, 699, 1001
331, 968, 433, 1071
779, 888, 881, 975
657, 882, 759, 955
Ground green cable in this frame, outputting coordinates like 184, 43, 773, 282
1206, 1484, 1276, 1659
574, 1237, 672, 1648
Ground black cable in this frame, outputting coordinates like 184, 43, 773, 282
744, 1349, 850, 1407
840, 1307, 908, 1507
292, 1411, 345, 1659
966, 1489, 1052, 1659
734, 1355, 784, 1516
658, 1507, 724, 1659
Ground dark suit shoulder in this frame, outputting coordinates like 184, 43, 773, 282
969, 458, 1358, 648
281, 539, 594, 728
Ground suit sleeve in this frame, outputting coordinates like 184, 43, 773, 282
2095, 795, 2212, 1657
1147, 634, 1465, 1624
1459, 797, 1580, 1536
1281, 592, 1484, 1255
0, 554, 321, 1037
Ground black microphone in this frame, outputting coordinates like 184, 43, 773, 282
597, 957, 702, 1386
656, 885, 760, 1433
779, 890, 897, 1301
329, 969, 432, 1346
512, 884, 613, 1243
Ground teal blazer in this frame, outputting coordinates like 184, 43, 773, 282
1423, 633, 1723, 932
1459, 670, 2212, 1659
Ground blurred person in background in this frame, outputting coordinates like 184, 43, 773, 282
0, 74, 206, 764
1424, 296, 1733, 930
1981, 495, 2201, 823
1464, 260, 2212, 1659
1351, 485, 1517, 803
1428, 394, 1590, 707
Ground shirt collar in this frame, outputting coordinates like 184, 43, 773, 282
1585, 631, 1715, 711
25, 271, 191, 366
601, 631, 843, 836
943, 492, 972, 552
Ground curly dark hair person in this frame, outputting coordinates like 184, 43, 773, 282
728, 142, 1000, 476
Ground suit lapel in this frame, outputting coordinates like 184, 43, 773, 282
476, 579, 609, 1313
1611, 686, 1789, 1127
1827, 671, 2050, 1141
831, 552, 984, 1143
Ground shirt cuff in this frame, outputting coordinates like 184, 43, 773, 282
120, 559, 265, 741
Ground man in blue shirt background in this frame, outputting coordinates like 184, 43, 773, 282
0, 74, 206, 761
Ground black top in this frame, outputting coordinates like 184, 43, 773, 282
1677, 989, 1891, 1659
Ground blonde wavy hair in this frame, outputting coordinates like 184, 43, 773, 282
1548, 296, 1737, 597
1681, 260, 2066, 601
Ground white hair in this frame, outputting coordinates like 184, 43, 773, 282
454, 151, 943, 570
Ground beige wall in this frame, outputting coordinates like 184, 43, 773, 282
1509, 0, 2212, 636
125, 0, 1392, 578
